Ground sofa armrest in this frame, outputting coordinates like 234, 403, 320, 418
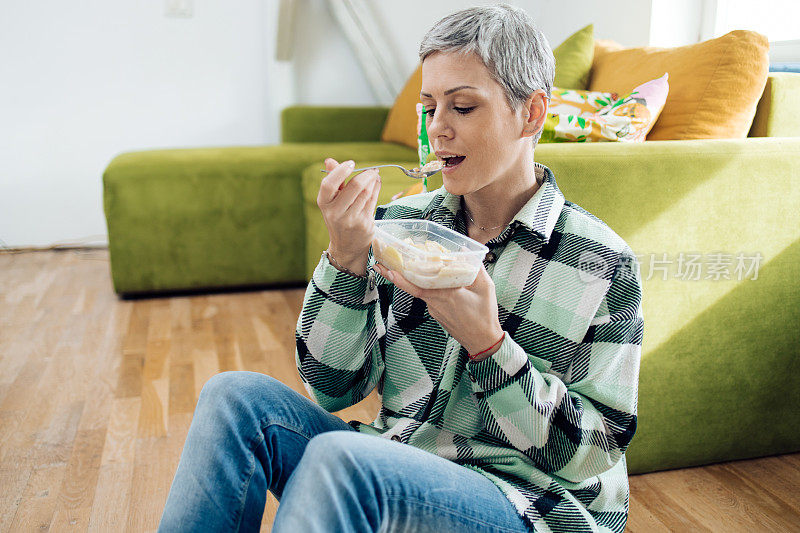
749, 73, 800, 137
281, 106, 391, 143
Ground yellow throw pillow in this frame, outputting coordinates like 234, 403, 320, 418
380, 65, 422, 149
589, 30, 770, 140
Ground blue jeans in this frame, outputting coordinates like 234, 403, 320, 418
158, 371, 530, 532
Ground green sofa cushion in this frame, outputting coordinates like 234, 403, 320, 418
553, 24, 595, 90
103, 142, 415, 294
281, 106, 391, 143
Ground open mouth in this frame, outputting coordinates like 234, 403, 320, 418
440, 155, 466, 172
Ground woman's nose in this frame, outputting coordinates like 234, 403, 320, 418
427, 113, 452, 140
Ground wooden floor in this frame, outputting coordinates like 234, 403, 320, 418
1, 250, 798, 532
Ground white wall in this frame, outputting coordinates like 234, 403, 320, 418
534, 0, 653, 47
0, 0, 669, 247
1, 0, 278, 247
288, 0, 373, 105
649, 0, 703, 47
366, 0, 656, 94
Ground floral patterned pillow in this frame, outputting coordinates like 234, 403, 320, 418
540, 73, 669, 143
548, 88, 619, 117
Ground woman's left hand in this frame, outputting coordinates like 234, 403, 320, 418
374, 262, 504, 357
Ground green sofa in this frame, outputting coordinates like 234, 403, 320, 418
102, 72, 800, 475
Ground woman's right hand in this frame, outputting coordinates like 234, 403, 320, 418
317, 157, 382, 276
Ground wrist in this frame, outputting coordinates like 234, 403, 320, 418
326, 245, 369, 277
467, 327, 506, 362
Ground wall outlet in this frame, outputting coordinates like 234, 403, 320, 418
165, 0, 193, 18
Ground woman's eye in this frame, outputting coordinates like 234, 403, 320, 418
423, 106, 475, 118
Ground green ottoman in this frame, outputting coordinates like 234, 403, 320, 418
102, 143, 415, 295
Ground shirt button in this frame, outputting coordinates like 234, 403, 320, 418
485, 251, 496, 263
390, 435, 402, 442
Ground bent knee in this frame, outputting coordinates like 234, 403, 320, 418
298, 433, 389, 494
306, 430, 351, 451
304, 431, 371, 465
199, 371, 283, 408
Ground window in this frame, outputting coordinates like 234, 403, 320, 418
702, 0, 800, 62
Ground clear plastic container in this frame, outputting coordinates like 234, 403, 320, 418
372, 219, 489, 289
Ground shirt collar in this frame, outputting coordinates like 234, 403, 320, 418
421, 163, 566, 243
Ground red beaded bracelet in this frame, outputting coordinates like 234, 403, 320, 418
468, 332, 506, 361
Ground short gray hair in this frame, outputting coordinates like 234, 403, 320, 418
419, 4, 555, 144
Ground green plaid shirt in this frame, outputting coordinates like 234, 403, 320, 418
296, 164, 643, 533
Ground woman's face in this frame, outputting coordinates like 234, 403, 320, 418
420, 51, 544, 196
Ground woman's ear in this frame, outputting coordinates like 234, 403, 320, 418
521, 90, 548, 138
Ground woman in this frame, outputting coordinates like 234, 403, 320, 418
159, 5, 643, 532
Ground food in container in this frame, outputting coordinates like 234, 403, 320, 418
372, 219, 489, 289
